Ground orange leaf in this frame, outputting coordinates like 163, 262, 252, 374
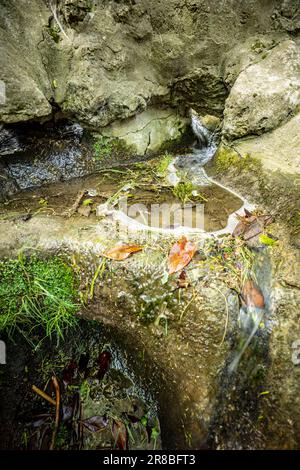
242, 279, 265, 309
103, 244, 142, 261
168, 236, 197, 275
112, 420, 127, 450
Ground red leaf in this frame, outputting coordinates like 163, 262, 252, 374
98, 350, 111, 380
242, 279, 265, 309
103, 244, 142, 261
168, 236, 197, 275
112, 420, 127, 450
62, 360, 78, 387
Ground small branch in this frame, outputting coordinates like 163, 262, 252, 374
50, 375, 61, 450
32, 384, 56, 406
62, 190, 87, 217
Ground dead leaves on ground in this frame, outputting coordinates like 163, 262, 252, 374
167, 236, 197, 275
103, 244, 143, 260
232, 209, 273, 247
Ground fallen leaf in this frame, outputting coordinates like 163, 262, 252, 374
82, 415, 108, 433
112, 420, 127, 450
62, 360, 78, 387
103, 244, 142, 261
259, 233, 278, 246
177, 269, 189, 288
232, 212, 273, 247
168, 236, 197, 275
241, 279, 265, 309
98, 350, 111, 379
244, 208, 253, 218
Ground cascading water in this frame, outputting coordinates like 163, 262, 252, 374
174, 110, 217, 186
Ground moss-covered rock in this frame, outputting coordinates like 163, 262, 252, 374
209, 144, 300, 235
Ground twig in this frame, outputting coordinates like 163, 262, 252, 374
32, 384, 56, 406
210, 285, 230, 347
62, 190, 86, 217
50, 375, 60, 450
179, 288, 199, 322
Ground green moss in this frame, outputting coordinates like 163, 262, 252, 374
48, 25, 60, 43
93, 135, 135, 165
214, 144, 262, 174
93, 136, 114, 161
251, 39, 266, 53
0, 254, 79, 345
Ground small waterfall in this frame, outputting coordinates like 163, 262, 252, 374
228, 306, 265, 374
190, 111, 211, 148
174, 109, 217, 185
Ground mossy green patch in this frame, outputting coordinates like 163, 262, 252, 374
213, 144, 262, 174
93, 135, 135, 165
0, 254, 79, 345
210, 144, 300, 233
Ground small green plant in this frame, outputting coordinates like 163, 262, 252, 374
156, 153, 173, 177
48, 24, 60, 43
93, 136, 114, 162
0, 254, 79, 346
171, 181, 195, 203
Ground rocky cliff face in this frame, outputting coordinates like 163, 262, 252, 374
0, 1, 297, 127
1, 1, 300, 164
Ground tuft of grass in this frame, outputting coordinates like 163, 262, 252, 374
0, 254, 79, 346
156, 153, 173, 177
171, 181, 195, 204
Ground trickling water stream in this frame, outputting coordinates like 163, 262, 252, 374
0, 111, 278, 450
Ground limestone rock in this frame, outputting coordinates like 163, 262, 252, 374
1, 1, 297, 128
223, 40, 300, 140
0, 0, 52, 123
232, 112, 300, 175
101, 108, 189, 156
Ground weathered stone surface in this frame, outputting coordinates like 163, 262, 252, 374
0, 0, 52, 123
1, 1, 298, 130
101, 108, 188, 155
232, 112, 300, 175
223, 40, 300, 140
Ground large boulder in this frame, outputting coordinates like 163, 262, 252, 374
231, 112, 300, 175
100, 107, 188, 156
223, 40, 300, 140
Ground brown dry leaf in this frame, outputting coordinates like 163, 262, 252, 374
233, 210, 273, 247
242, 279, 265, 309
112, 420, 127, 450
177, 269, 189, 288
168, 236, 197, 275
103, 244, 142, 261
